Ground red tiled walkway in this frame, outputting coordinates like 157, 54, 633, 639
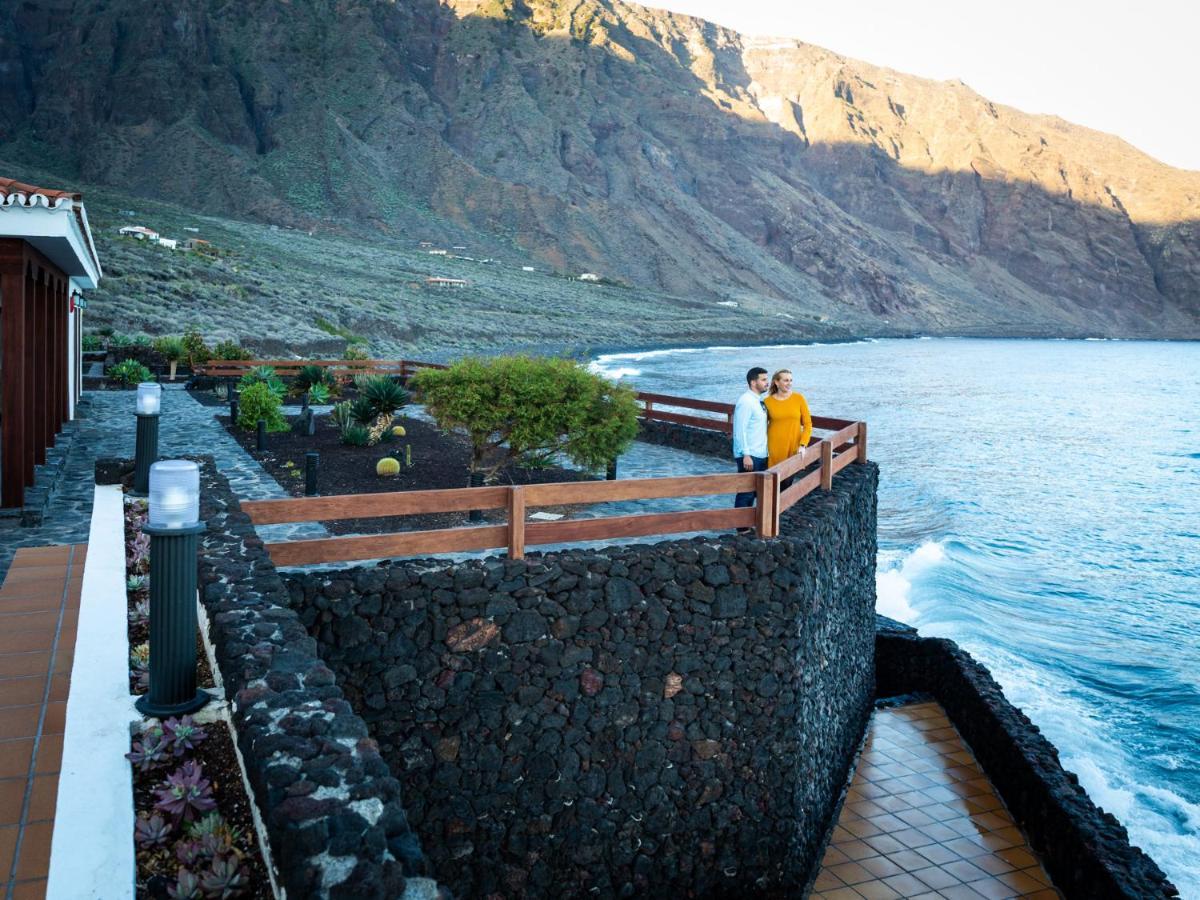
0, 544, 86, 900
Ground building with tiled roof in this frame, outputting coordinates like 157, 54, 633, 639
0, 176, 103, 508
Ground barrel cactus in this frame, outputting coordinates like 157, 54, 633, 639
392, 425, 406, 437
376, 457, 401, 477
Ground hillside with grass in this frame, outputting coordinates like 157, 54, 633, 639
56, 171, 834, 357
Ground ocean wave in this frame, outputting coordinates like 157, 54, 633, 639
1069, 756, 1200, 895
875, 540, 946, 623
587, 362, 641, 379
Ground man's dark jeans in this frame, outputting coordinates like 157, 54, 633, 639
734, 455, 768, 507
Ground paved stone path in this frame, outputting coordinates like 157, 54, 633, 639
0, 387, 319, 582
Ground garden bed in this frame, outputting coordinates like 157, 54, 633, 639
219, 413, 597, 534
129, 716, 273, 899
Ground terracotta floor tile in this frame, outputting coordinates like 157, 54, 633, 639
960, 875, 1018, 899
854, 880, 903, 900
995, 847, 1037, 870
944, 858, 995, 883
859, 854, 906, 880
1020, 864, 1053, 887
0, 678, 48, 708
0, 653, 51, 680
0, 821, 18, 877
862, 833, 907, 857
828, 860, 875, 886
837, 839, 878, 861
917, 822, 961, 843
969, 853, 1017, 877
47, 675, 69, 704
992, 868, 1046, 894
812, 869, 845, 892
864, 813, 907, 832
0, 595, 60, 614
822, 845, 851, 867
894, 807, 937, 829
848, 799, 887, 819
822, 888, 864, 900
915, 842, 961, 866
945, 837, 991, 859
912, 864, 962, 890
940, 884, 987, 900
0, 632, 58, 655
0, 612, 61, 633
33, 735, 63, 776
844, 818, 884, 839
26, 775, 59, 822
10, 876, 48, 899
890, 827, 937, 850
39, 703, 65, 736
13, 819, 53, 880
0, 706, 41, 740
888, 848, 937, 872
0, 776, 29, 825
881, 872, 933, 896
1023, 889, 1062, 900
0, 739, 34, 779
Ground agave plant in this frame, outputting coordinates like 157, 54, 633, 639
348, 396, 376, 427
307, 382, 332, 405
238, 365, 286, 399
134, 812, 174, 847
294, 364, 334, 392
154, 761, 217, 823
356, 375, 410, 419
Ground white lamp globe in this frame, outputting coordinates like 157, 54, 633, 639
136, 382, 162, 415
148, 460, 200, 528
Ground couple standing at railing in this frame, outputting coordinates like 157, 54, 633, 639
732, 366, 812, 513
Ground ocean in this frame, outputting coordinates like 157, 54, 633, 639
591, 338, 1200, 895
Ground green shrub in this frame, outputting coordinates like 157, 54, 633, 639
343, 343, 370, 361
412, 355, 639, 482
132, 334, 153, 347
82, 334, 103, 351
235, 382, 288, 432
152, 336, 186, 362
109, 359, 153, 386
108, 332, 134, 350
295, 364, 336, 393
348, 397, 376, 426
307, 383, 331, 404
212, 340, 252, 361
97, 326, 115, 337
181, 328, 211, 368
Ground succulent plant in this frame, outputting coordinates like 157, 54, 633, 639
376, 457, 401, 477
127, 574, 148, 592
128, 598, 150, 627
187, 812, 241, 844
329, 400, 355, 430
134, 812, 174, 847
175, 839, 205, 867
155, 761, 217, 823
127, 729, 171, 771
391, 424, 406, 437
405, 444, 413, 468
131, 642, 150, 666
307, 382, 332, 404
167, 868, 204, 900
127, 531, 151, 574
200, 855, 248, 899
163, 716, 208, 756
356, 375, 410, 420
348, 396, 376, 427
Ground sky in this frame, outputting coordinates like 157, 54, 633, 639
644, 0, 1200, 172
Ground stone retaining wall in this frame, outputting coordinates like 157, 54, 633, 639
283, 462, 879, 897
636, 417, 732, 459
875, 617, 1179, 898
99, 457, 444, 900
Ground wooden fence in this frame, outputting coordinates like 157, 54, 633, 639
193, 359, 448, 379
240, 382, 867, 567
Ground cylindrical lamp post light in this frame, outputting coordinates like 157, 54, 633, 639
135, 460, 210, 718
133, 383, 163, 496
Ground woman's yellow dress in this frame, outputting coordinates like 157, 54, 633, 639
764, 392, 813, 467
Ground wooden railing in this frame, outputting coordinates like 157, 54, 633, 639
240, 376, 867, 566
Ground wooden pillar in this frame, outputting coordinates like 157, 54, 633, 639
32, 268, 47, 464
53, 278, 65, 434
48, 276, 58, 442
0, 254, 27, 508
25, 264, 39, 476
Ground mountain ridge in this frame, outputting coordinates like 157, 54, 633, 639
2, 0, 1196, 346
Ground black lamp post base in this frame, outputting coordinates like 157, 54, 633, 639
136, 688, 211, 719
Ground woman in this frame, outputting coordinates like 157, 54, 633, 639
764, 368, 813, 469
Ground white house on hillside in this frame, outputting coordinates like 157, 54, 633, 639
119, 225, 159, 241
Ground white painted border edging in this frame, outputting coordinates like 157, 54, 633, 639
46, 484, 138, 899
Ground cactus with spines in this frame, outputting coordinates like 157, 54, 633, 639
376, 457, 401, 476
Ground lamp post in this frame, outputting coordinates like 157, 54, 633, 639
135, 460, 210, 718
133, 383, 162, 496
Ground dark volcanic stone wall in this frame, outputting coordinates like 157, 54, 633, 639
284, 462, 878, 897
636, 418, 733, 460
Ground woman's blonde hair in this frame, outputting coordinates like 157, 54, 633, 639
769, 369, 793, 396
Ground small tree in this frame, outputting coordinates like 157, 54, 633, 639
411, 356, 640, 483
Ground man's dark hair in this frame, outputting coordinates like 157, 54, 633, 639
746, 367, 768, 385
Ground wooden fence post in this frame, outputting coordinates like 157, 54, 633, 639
508, 486, 526, 559
857, 421, 868, 462
820, 440, 833, 491
644, 399, 654, 422
755, 471, 778, 538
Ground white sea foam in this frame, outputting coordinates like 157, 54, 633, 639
587, 363, 641, 379
875, 540, 945, 623
1068, 756, 1200, 895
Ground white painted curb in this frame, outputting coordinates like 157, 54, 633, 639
46, 485, 138, 899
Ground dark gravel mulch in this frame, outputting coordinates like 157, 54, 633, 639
221, 412, 597, 534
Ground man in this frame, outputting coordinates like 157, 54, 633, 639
732, 366, 770, 512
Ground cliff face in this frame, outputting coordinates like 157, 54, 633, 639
2, 0, 1197, 339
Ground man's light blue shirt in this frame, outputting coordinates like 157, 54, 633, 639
732, 389, 768, 458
